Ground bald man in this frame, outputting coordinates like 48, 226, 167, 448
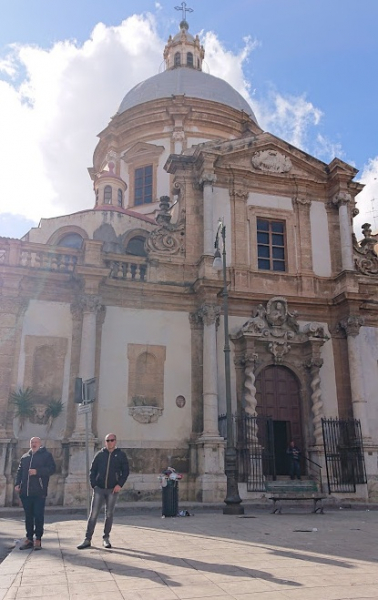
15, 437, 56, 550
77, 433, 129, 549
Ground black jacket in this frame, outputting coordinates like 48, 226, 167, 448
15, 446, 56, 497
90, 447, 129, 490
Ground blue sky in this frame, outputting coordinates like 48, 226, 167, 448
0, 0, 377, 238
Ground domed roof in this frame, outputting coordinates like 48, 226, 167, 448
117, 68, 257, 123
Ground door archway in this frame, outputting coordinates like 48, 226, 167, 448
255, 365, 303, 475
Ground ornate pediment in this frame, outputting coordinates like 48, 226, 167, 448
234, 296, 329, 351
122, 141, 165, 163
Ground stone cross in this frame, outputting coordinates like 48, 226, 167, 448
175, 2, 194, 21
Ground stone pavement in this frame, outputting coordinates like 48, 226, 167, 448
0, 506, 378, 600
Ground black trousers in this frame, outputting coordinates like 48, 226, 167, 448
20, 495, 46, 541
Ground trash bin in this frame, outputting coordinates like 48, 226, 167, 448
162, 479, 178, 517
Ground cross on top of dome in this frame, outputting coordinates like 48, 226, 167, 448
175, 2, 194, 23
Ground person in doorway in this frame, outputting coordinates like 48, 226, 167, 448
15, 437, 56, 550
77, 433, 129, 550
287, 440, 301, 480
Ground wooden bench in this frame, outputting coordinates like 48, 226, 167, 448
268, 493, 326, 514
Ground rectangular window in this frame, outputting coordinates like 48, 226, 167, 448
257, 218, 286, 271
134, 165, 153, 205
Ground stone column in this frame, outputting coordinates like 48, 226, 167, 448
200, 173, 217, 256
199, 303, 221, 437
339, 316, 370, 440
242, 352, 259, 444
305, 356, 324, 447
65, 294, 102, 506
72, 294, 102, 438
191, 303, 226, 502
293, 196, 313, 274
333, 193, 354, 271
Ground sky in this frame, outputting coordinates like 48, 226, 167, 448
0, 0, 377, 239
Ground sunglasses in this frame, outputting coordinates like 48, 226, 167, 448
106, 439, 116, 442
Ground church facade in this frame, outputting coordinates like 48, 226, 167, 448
1, 16, 378, 507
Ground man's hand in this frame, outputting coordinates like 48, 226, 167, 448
14, 485, 20, 493
28, 469, 37, 476
113, 484, 121, 494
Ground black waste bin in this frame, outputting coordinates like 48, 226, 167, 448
162, 479, 178, 517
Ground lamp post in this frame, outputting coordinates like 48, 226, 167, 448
213, 220, 244, 515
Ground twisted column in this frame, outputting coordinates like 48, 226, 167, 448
306, 357, 324, 446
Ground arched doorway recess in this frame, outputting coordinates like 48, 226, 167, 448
231, 296, 329, 479
256, 364, 303, 475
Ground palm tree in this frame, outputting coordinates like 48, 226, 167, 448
10, 388, 35, 430
45, 399, 64, 433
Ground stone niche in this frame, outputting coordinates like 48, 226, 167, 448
22, 336, 68, 429
127, 344, 166, 423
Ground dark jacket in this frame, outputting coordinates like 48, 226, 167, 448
15, 446, 56, 497
90, 447, 129, 490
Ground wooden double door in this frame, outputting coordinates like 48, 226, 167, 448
255, 365, 304, 476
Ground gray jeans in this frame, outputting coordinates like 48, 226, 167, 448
85, 487, 119, 540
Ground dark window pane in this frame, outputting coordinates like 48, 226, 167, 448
257, 219, 269, 231
144, 196, 152, 203
135, 189, 143, 198
145, 185, 152, 195
272, 234, 284, 246
271, 222, 284, 233
258, 245, 270, 258
257, 232, 269, 244
272, 247, 285, 259
145, 175, 152, 185
135, 168, 143, 177
145, 165, 153, 175
126, 236, 147, 257
273, 261, 285, 271
58, 234, 83, 249
135, 197, 143, 205
258, 259, 270, 270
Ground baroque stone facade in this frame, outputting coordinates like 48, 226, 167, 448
0, 15, 378, 506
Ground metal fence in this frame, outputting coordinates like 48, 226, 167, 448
321, 417, 366, 494
218, 414, 275, 492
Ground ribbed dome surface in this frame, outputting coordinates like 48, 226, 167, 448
117, 67, 257, 123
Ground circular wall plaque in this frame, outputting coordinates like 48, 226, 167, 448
175, 395, 186, 408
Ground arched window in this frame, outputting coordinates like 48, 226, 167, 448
187, 52, 193, 67
117, 189, 123, 207
104, 185, 112, 204
125, 236, 147, 257
57, 233, 83, 249
174, 52, 181, 67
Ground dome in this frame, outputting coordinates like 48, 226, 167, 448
117, 68, 258, 123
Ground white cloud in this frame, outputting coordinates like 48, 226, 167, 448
0, 14, 163, 223
354, 156, 378, 238
0, 12, 349, 232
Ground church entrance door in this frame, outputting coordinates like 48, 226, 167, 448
256, 365, 303, 476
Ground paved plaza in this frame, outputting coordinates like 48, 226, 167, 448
0, 506, 377, 599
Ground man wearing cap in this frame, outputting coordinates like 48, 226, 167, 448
77, 433, 129, 549
15, 437, 56, 550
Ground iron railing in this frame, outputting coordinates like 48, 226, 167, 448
322, 417, 366, 494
